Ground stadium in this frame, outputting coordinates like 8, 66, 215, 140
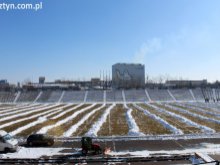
0, 79, 220, 138
0, 63, 220, 164
1, 0, 220, 164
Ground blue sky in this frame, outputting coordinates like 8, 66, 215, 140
0, 0, 220, 83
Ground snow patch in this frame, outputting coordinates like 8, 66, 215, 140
0, 104, 56, 122
63, 104, 106, 137
86, 104, 116, 137
0, 104, 66, 129
51, 104, 83, 119
133, 104, 183, 135
109, 143, 220, 157
0, 104, 39, 114
0, 104, 48, 118
174, 102, 220, 117
10, 104, 71, 135
0, 147, 67, 159
37, 104, 97, 134
10, 117, 47, 135
124, 104, 145, 136
147, 103, 215, 134
164, 103, 220, 125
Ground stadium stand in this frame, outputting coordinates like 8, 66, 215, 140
61, 91, 85, 103
124, 89, 148, 102
114, 90, 124, 102
0, 91, 17, 103
34, 91, 42, 103
191, 88, 205, 101
106, 90, 115, 102
86, 90, 103, 102
202, 88, 210, 101
0, 88, 215, 103
36, 90, 52, 103
58, 91, 65, 103
189, 89, 196, 100
47, 91, 63, 102
61, 91, 74, 102
104, 91, 106, 102
13, 91, 20, 103
202, 88, 217, 102
147, 89, 173, 101
17, 91, 39, 103
106, 90, 123, 102
216, 88, 220, 101
169, 89, 194, 101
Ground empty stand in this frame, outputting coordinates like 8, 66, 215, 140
61, 91, 85, 103
191, 88, 204, 101
0, 92, 16, 103
124, 89, 148, 102
17, 91, 39, 103
189, 89, 196, 100
169, 89, 193, 101
147, 89, 173, 101
106, 90, 123, 102
202, 88, 217, 102
216, 88, 220, 101
34, 91, 42, 103
86, 90, 103, 102
47, 91, 63, 102
37, 91, 52, 103
0, 88, 217, 103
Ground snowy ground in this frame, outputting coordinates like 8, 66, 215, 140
108, 143, 220, 157
1, 101, 220, 164
0, 142, 220, 164
0, 102, 220, 138
0, 147, 68, 158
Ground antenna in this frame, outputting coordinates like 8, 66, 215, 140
103, 70, 104, 90
109, 70, 111, 88
100, 70, 101, 88
105, 70, 107, 89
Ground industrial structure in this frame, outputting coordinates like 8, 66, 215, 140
112, 63, 145, 89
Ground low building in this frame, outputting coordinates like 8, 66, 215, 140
91, 78, 100, 86
165, 79, 207, 88
0, 80, 9, 89
0, 80, 15, 91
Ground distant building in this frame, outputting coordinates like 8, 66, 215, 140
0, 80, 8, 84
39, 77, 45, 84
0, 79, 11, 91
165, 79, 207, 88
17, 82, 21, 88
91, 78, 100, 86
112, 63, 145, 89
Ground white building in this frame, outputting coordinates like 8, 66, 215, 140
112, 63, 145, 89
